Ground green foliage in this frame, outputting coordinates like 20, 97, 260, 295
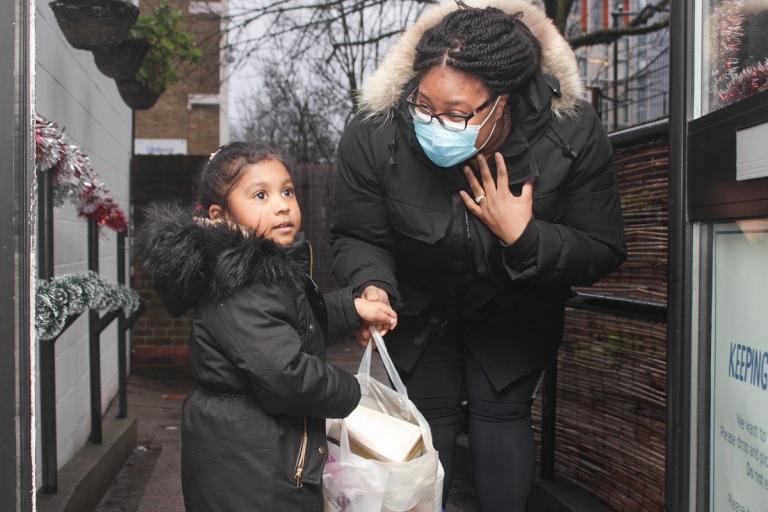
132, 0, 203, 93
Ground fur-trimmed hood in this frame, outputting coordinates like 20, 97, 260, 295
358, 0, 584, 120
135, 202, 305, 317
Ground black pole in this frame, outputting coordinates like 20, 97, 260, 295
117, 230, 128, 418
1, 0, 34, 506
540, 355, 558, 479
88, 219, 103, 444
39, 335, 58, 494
37, 171, 54, 278
590, 87, 602, 119
624, 27, 630, 126
613, 5, 622, 132
666, 0, 693, 506
38, 170, 59, 493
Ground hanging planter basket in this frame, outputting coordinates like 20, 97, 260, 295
116, 78, 164, 110
92, 38, 150, 81
49, 0, 139, 50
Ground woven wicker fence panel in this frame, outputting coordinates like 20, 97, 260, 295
577, 142, 669, 303
533, 308, 666, 511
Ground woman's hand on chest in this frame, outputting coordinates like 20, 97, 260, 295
459, 152, 534, 245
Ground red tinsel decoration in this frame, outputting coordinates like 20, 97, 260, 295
35, 114, 128, 232
710, 0, 745, 108
719, 59, 768, 104
709, 0, 768, 110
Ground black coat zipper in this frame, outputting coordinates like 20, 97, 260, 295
293, 416, 308, 488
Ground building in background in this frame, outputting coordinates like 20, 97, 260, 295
131, 0, 228, 373
568, 0, 669, 131
134, 0, 228, 156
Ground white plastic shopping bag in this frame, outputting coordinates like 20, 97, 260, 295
323, 328, 444, 512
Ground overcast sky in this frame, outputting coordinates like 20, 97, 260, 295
225, 0, 266, 137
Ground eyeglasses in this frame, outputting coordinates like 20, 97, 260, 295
406, 88, 497, 132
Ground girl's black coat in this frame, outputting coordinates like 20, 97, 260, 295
136, 204, 361, 511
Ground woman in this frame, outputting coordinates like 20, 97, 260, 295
331, 1, 626, 509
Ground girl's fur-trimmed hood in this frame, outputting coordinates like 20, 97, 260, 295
135, 202, 305, 317
358, 0, 584, 120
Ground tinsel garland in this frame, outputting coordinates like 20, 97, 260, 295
719, 59, 768, 104
709, 0, 768, 109
36, 271, 141, 341
35, 114, 128, 232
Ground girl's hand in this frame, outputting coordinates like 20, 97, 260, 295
353, 286, 396, 347
459, 152, 534, 245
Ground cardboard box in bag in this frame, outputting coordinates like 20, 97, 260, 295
328, 405, 423, 463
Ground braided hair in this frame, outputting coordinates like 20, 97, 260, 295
413, 5, 541, 96
197, 141, 286, 216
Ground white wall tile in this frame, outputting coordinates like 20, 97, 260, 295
36, 0, 133, 483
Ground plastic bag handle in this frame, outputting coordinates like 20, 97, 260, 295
358, 335, 373, 379
357, 327, 409, 398
339, 420, 352, 458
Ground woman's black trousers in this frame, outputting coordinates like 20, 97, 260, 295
397, 320, 543, 512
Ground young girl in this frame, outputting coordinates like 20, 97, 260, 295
136, 142, 397, 511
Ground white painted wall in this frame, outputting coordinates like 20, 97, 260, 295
35, 0, 133, 486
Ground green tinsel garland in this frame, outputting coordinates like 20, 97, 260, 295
36, 271, 141, 341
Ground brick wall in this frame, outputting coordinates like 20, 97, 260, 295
131, 0, 227, 370
135, 0, 222, 155
131, 155, 206, 373
188, 104, 220, 155
182, 10, 221, 94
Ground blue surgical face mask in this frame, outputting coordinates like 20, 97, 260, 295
413, 97, 501, 168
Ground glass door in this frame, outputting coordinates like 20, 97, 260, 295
686, 0, 768, 510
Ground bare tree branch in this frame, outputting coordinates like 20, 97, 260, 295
568, 18, 669, 49
544, 0, 669, 46
628, 0, 669, 27
227, 0, 670, 162
330, 28, 405, 48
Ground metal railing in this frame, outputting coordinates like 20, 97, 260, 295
592, 45, 670, 132
37, 170, 144, 494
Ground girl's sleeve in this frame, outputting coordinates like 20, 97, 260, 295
213, 283, 360, 419
322, 287, 361, 343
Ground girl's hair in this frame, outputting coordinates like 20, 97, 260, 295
412, 6, 541, 96
196, 141, 285, 216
